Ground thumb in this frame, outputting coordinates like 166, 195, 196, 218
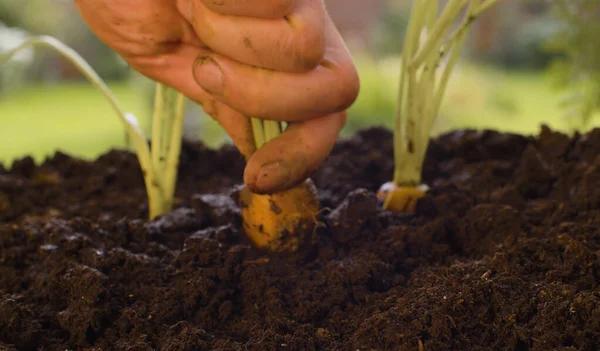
243, 110, 347, 194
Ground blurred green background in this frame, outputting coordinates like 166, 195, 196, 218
1, 0, 599, 164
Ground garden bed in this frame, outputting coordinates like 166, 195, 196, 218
1, 126, 599, 350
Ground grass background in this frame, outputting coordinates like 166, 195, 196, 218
1, 58, 599, 165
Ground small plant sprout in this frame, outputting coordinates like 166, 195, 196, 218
1, 35, 186, 219
149, 83, 186, 217
237, 118, 320, 253
377, 0, 499, 212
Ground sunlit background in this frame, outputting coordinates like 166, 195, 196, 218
1, 0, 599, 164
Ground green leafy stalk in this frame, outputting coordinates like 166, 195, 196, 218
393, 0, 425, 184
163, 90, 186, 211
250, 118, 266, 148
263, 120, 282, 143
409, 0, 469, 68
250, 118, 284, 149
0, 35, 159, 208
0, 35, 186, 219
392, 0, 499, 186
150, 83, 186, 217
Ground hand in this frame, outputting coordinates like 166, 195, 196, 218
74, 0, 359, 194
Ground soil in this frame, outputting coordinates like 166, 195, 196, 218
1, 125, 599, 351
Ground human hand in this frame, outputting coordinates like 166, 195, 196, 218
74, 0, 359, 194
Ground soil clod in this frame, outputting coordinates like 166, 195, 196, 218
1, 128, 600, 350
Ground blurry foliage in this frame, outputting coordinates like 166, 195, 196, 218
464, 1, 561, 70
2, 0, 599, 140
541, 0, 600, 129
373, 1, 561, 70
496, 16, 561, 69
0, 0, 48, 92
0, 0, 57, 33
0, 24, 33, 93
370, 1, 411, 56
371, 0, 600, 130
0, 0, 128, 85
343, 55, 398, 134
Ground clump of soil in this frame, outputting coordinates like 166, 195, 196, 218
1, 125, 599, 350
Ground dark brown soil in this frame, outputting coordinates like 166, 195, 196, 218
1, 126, 599, 351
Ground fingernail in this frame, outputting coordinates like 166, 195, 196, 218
193, 56, 224, 95
254, 161, 292, 193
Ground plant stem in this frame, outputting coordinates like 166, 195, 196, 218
151, 83, 167, 199
250, 118, 284, 149
250, 118, 266, 149
1, 35, 188, 220
393, 0, 427, 184
428, 4, 474, 135
392, 0, 500, 186
149, 83, 186, 217
410, 0, 469, 68
162, 87, 186, 215
0, 35, 160, 214
263, 120, 282, 143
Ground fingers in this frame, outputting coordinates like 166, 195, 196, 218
126, 44, 256, 161
76, 0, 203, 57
77, 0, 356, 195
118, 43, 351, 194
127, 42, 347, 194
199, 0, 294, 18
243, 111, 347, 194
187, 0, 326, 72
191, 19, 359, 122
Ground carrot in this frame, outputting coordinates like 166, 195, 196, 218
377, 181, 428, 213
238, 178, 319, 252
238, 119, 320, 252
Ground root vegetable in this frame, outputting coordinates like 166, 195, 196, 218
238, 178, 319, 252
239, 119, 320, 252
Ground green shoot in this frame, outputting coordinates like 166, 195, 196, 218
150, 83, 186, 217
392, 0, 499, 187
377, 0, 499, 213
0, 35, 186, 219
250, 118, 284, 148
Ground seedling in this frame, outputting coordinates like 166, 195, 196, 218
1, 35, 185, 219
377, 0, 499, 212
1, 35, 320, 251
237, 119, 320, 253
